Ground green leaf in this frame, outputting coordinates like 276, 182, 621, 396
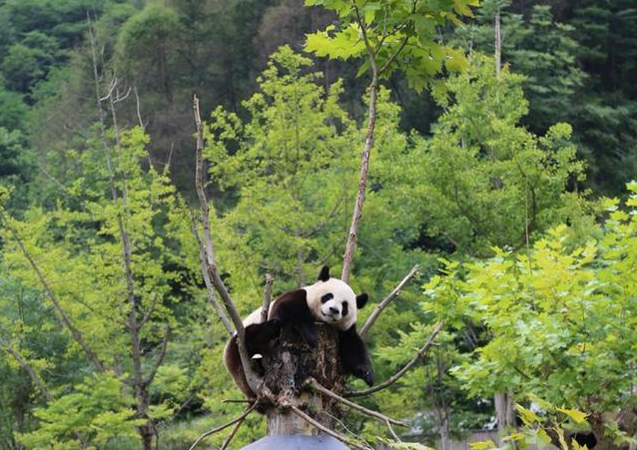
557, 407, 588, 423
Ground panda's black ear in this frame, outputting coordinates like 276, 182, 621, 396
356, 293, 369, 309
317, 266, 330, 282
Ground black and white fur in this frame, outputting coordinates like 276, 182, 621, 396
223, 266, 373, 399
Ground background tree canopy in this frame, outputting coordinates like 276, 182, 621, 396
0, 0, 636, 449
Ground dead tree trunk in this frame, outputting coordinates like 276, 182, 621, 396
262, 324, 344, 436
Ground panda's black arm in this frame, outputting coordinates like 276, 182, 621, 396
268, 289, 318, 347
339, 325, 374, 386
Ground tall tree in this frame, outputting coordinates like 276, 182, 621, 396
306, 0, 475, 281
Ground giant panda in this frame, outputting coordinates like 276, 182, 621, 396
223, 266, 373, 400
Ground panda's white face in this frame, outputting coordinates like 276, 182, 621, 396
305, 277, 361, 331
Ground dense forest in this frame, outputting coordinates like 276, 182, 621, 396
0, 0, 636, 449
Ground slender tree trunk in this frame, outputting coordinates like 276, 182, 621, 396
494, 391, 514, 445
341, 73, 378, 283
494, 9, 502, 79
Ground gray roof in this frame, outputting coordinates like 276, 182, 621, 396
240, 435, 351, 450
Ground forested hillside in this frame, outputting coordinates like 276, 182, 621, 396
0, 0, 636, 449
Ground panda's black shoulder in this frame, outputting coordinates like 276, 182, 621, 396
269, 289, 311, 322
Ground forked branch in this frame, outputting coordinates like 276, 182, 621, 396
346, 322, 444, 397
359, 264, 420, 339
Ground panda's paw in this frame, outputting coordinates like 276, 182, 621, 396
354, 366, 374, 386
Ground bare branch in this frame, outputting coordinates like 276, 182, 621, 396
378, 35, 409, 75
307, 378, 407, 427
192, 95, 261, 393
193, 95, 217, 268
0, 210, 104, 372
346, 322, 444, 397
133, 86, 145, 129
188, 208, 233, 335
138, 294, 159, 330
289, 405, 372, 450
359, 264, 420, 339
99, 77, 118, 102
220, 412, 248, 450
386, 420, 402, 442
36, 161, 68, 193
0, 340, 52, 401
188, 404, 257, 450
342, 5, 380, 283
260, 274, 274, 324
144, 324, 170, 386
113, 86, 132, 104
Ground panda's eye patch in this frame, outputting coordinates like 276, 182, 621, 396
341, 301, 349, 316
321, 293, 334, 304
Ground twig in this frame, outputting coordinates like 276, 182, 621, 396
220, 412, 248, 450
138, 294, 159, 330
386, 420, 401, 442
144, 324, 170, 385
346, 322, 444, 397
289, 405, 371, 450
359, 264, 420, 339
188, 404, 257, 450
307, 378, 407, 427
260, 274, 274, 323
193, 95, 217, 269
222, 399, 252, 404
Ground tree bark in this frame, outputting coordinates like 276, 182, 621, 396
262, 324, 344, 435
341, 76, 378, 283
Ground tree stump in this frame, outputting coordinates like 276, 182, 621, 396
261, 323, 345, 435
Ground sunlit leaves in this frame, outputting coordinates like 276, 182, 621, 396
426, 188, 637, 431
17, 373, 143, 450
305, 0, 475, 91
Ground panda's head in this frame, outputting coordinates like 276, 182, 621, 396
304, 266, 369, 331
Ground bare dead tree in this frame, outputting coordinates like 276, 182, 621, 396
190, 95, 446, 447
494, 7, 502, 79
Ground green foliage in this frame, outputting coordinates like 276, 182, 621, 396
17, 373, 143, 450
0, 126, 208, 449
455, 1, 585, 132
203, 46, 360, 299
422, 185, 637, 443
1, 0, 636, 448
0, 85, 27, 130
398, 55, 592, 255
116, 3, 181, 104
305, 0, 475, 91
